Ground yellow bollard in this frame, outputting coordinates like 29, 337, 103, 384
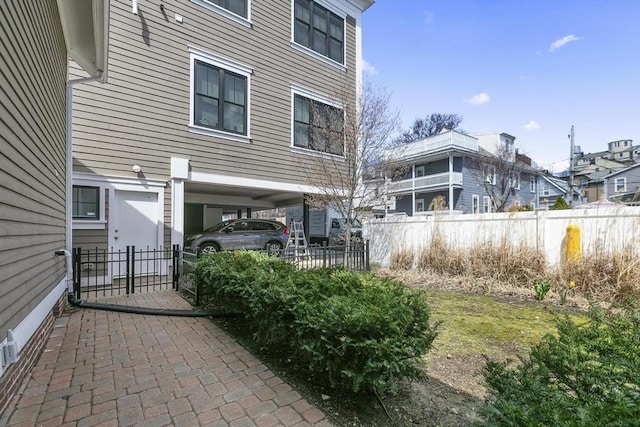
565, 224, 581, 263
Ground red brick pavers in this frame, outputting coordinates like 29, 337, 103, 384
1, 290, 332, 426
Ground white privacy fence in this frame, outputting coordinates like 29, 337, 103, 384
364, 207, 640, 267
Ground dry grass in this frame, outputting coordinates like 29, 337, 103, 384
418, 233, 546, 288
389, 249, 414, 270
408, 232, 639, 305
554, 244, 640, 302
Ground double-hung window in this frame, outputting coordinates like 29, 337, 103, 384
293, 93, 344, 156
615, 177, 627, 192
73, 186, 99, 220
190, 47, 251, 140
294, 0, 344, 64
190, 0, 250, 26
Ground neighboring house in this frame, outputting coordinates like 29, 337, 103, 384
604, 163, 640, 206
576, 139, 637, 166
537, 175, 582, 208
69, 0, 374, 258
388, 130, 540, 215
0, 0, 107, 416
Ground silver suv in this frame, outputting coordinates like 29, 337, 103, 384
184, 219, 288, 255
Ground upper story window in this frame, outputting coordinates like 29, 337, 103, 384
615, 177, 627, 192
294, 0, 344, 64
190, 47, 252, 142
415, 165, 425, 177
530, 176, 535, 193
293, 93, 344, 156
73, 186, 99, 219
191, 0, 250, 26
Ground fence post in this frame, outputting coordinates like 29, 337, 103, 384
130, 246, 136, 293
125, 246, 130, 294
172, 244, 179, 290
322, 241, 327, 268
74, 247, 82, 300
365, 240, 370, 271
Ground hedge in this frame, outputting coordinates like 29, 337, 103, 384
193, 251, 438, 394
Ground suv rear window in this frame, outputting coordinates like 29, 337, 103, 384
251, 221, 276, 231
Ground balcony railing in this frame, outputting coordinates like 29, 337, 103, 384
389, 172, 463, 194
398, 131, 478, 160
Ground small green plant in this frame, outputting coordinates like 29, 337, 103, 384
533, 280, 550, 301
551, 196, 569, 210
478, 301, 640, 426
559, 280, 576, 305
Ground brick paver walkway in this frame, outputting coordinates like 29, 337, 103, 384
1, 290, 331, 427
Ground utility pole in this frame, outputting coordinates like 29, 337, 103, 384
568, 125, 575, 206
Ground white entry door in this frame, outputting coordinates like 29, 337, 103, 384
112, 190, 160, 276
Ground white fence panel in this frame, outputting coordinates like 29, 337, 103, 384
364, 207, 640, 267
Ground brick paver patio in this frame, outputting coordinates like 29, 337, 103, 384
0, 290, 332, 427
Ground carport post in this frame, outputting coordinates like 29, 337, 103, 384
247, 208, 252, 218
237, 209, 242, 219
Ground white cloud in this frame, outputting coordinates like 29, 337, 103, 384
362, 58, 378, 76
549, 34, 581, 52
464, 92, 490, 105
523, 120, 541, 131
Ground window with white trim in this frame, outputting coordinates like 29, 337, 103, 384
73, 186, 99, 219
415, 165, 425, 177
190, 48, 251, 140
415, 199, 425, 212
509, 172, 521, 190
483, 196, 492, 213
294, 0, 344, 64
615, 177, 627, 192
485, 166, 496, 185
472, 194, 480, 214
191, 0, 249, 24
293, 93, 344, 156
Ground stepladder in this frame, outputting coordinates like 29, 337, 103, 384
286, 221, 308, 254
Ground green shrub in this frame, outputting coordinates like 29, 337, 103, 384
551, 196, 569, 210
193, 251, 438, 394
478, 302, 640, 426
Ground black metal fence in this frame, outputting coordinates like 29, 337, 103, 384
74, 242, 369, 302
72, 245, 179, 300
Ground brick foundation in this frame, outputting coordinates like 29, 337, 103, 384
0, 292, 66, 418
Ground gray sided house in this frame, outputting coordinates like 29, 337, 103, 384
390, 130, 539, 215
604, 163, 640, 206
0, 0, 107, 416
70, 0, 374, 258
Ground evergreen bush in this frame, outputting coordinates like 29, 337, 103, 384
193, 251, 438, 394
479, 302, 640, 426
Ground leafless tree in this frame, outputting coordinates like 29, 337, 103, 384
397, 113, 465, 143
299, 81, 402, 249
468, 144, 531, 212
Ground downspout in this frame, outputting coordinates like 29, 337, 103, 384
63, 73, 103, 291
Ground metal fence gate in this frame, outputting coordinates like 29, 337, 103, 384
72, 245, 180, 300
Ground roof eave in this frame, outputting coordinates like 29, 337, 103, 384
56, 0, 109, 82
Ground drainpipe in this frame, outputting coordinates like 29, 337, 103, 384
64, 73, 103, 287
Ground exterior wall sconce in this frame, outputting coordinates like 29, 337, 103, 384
132, 164, 142, 173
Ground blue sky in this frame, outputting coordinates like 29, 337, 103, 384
362, 0, 640, 171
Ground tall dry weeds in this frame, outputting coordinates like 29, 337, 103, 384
390, 249, 414, 270
555, 244, 640, 302
418, 234, 546, 288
